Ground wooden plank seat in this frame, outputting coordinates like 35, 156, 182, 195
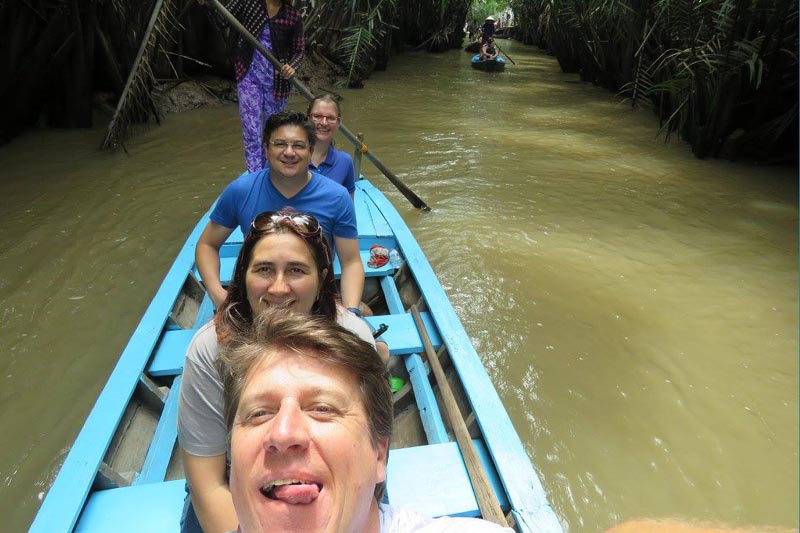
363, 312, 441, 356
75, 441, 505, 532
332, 247, 397, 278
386, 439, 509, 518
148, 330, 197, 377
147, 312, 442, 377
75, 479, 186, 532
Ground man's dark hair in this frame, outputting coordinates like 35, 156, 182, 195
262, 110, 316, 147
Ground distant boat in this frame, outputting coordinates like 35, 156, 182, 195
464, 41, 481, 53
30, 178, 561, 532
471, 54, 506, 72
494, 26, 515, 39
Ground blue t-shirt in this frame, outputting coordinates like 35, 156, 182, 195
309, 147, 356, 195
210, 169, 357, 249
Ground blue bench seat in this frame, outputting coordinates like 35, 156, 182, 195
75, 440, 505, 531
148, 330, 198, 377
386, 440, 509, 518
75, 479, 186, 532
147, 312, 441, 377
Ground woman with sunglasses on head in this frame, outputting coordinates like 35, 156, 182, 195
177, 208, 386, 533
306, 94, 356, 199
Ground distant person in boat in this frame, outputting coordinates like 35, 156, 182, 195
219, 309, 513, 533
306, 94, 356, 199
179, 209, 387, 533
202, 0, 304, 173
481, 16, 496, 42
480, 38, 499, 60
195, 111, 364, 317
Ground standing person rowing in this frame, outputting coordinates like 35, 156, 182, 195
201, 0, 305, 172
481, 16, 496, 42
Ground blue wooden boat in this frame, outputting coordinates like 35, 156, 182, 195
30, 179, 561, 532
471, 54, 506, 72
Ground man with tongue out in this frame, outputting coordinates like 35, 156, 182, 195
220, 310, 512, 532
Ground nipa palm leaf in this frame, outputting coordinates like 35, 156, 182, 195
100, 0, 179, 150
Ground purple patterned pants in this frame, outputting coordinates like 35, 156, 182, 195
238, 24, 287, 172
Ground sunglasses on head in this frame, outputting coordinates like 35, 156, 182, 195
251, 211, 322, 234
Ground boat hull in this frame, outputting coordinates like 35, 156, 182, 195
30, 179, 560, 532
471, 54, 506, 72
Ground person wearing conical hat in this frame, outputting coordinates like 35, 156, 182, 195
481, 16, 496, 42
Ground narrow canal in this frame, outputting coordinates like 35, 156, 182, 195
0, 40, 797, 531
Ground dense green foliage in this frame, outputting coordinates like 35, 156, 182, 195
1, 0, 184, 144
1, 0, 477, 144
14, 0, 789, 162
470, 0, 507, 23
511, 0, 798, 161
394, 0, 473, 52
303, 0, 398, 85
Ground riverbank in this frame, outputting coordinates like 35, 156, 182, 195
127, 52, 346, 119
512, 0, 798, 163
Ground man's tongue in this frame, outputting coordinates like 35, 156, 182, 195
271, 483, 320, 505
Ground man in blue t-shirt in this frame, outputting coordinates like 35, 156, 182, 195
195, 111, 364, 312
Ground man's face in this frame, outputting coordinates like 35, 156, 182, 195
230, 350, 388, 533
265, 125, 313, 180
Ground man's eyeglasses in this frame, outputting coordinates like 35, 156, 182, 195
251, 211, 321, 234
309, 113, 339, 124
268, 140, 310, 151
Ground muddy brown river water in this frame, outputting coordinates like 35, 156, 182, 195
0, 41, 797, 531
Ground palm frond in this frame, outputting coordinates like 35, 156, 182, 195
337, 25, 380, 83
514, 0, 797, 160
333, 0, 395, 85
101, 0, 180, 150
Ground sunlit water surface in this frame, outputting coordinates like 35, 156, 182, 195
0, 41, 796, 531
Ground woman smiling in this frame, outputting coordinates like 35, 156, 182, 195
306, 94, 356, 199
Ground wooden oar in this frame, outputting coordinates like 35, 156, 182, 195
206, 0, 431, 211
410, 305, 508, 526
495, 43, 516, 65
